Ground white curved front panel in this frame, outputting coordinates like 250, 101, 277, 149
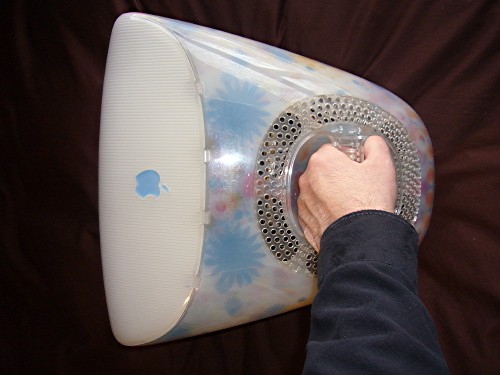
99, 14, 205, 346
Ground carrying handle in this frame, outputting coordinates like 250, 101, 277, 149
331, 135, 366, 163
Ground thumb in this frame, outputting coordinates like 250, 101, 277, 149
363, 135, 391, 162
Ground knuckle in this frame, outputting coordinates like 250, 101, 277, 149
308, 152, 323, 168
307, 152, 318, 165
296, 195, 304, 209
378, 139, 390, 154
298, 173, 308, 188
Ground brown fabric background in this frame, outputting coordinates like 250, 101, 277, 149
2, 0, 499, 373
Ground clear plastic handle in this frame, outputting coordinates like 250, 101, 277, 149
332, 136, 365, 162
282, 122, 394, 242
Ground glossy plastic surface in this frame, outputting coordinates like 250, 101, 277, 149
103, 13, 434, 343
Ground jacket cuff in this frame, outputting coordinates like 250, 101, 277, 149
318, 210, 419, 288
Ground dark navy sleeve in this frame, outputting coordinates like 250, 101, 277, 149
303, 210, 449, 374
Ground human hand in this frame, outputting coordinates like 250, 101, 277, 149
297, 136, 397, 251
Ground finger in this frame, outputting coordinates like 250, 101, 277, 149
305, 144, 351, 179
297, 195, 312, 226
317, 143, 352, 162
297, 198, 319, 249
317, 143, 340, 154
364, 135, 390, 161
298, 212, 314, 249
302, 225, 319, 252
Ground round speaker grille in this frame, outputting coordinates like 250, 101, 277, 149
254, 95, 421, 277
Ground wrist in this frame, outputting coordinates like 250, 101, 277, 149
318, 210, 419, 287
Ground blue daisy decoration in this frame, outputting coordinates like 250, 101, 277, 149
162, 324, 191, 340
224, 295, 243, 316
205, 74, 270, 138
259, 43, 294, 63
205, 224, 266, 294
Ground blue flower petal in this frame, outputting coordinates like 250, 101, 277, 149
224, 296, 243, 316
206, 73, 270, 139
205, 223, 266, 294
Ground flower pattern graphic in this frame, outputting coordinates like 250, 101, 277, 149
108, 15, 435, 343
206, 74, 270, 138
224, 295, 243, 316
164, 324, 191, 340
205, 224, 266, 294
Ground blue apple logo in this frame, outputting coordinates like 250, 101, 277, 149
135, 170, 170, 199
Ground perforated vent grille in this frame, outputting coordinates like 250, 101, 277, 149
254, 95, 421, 277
